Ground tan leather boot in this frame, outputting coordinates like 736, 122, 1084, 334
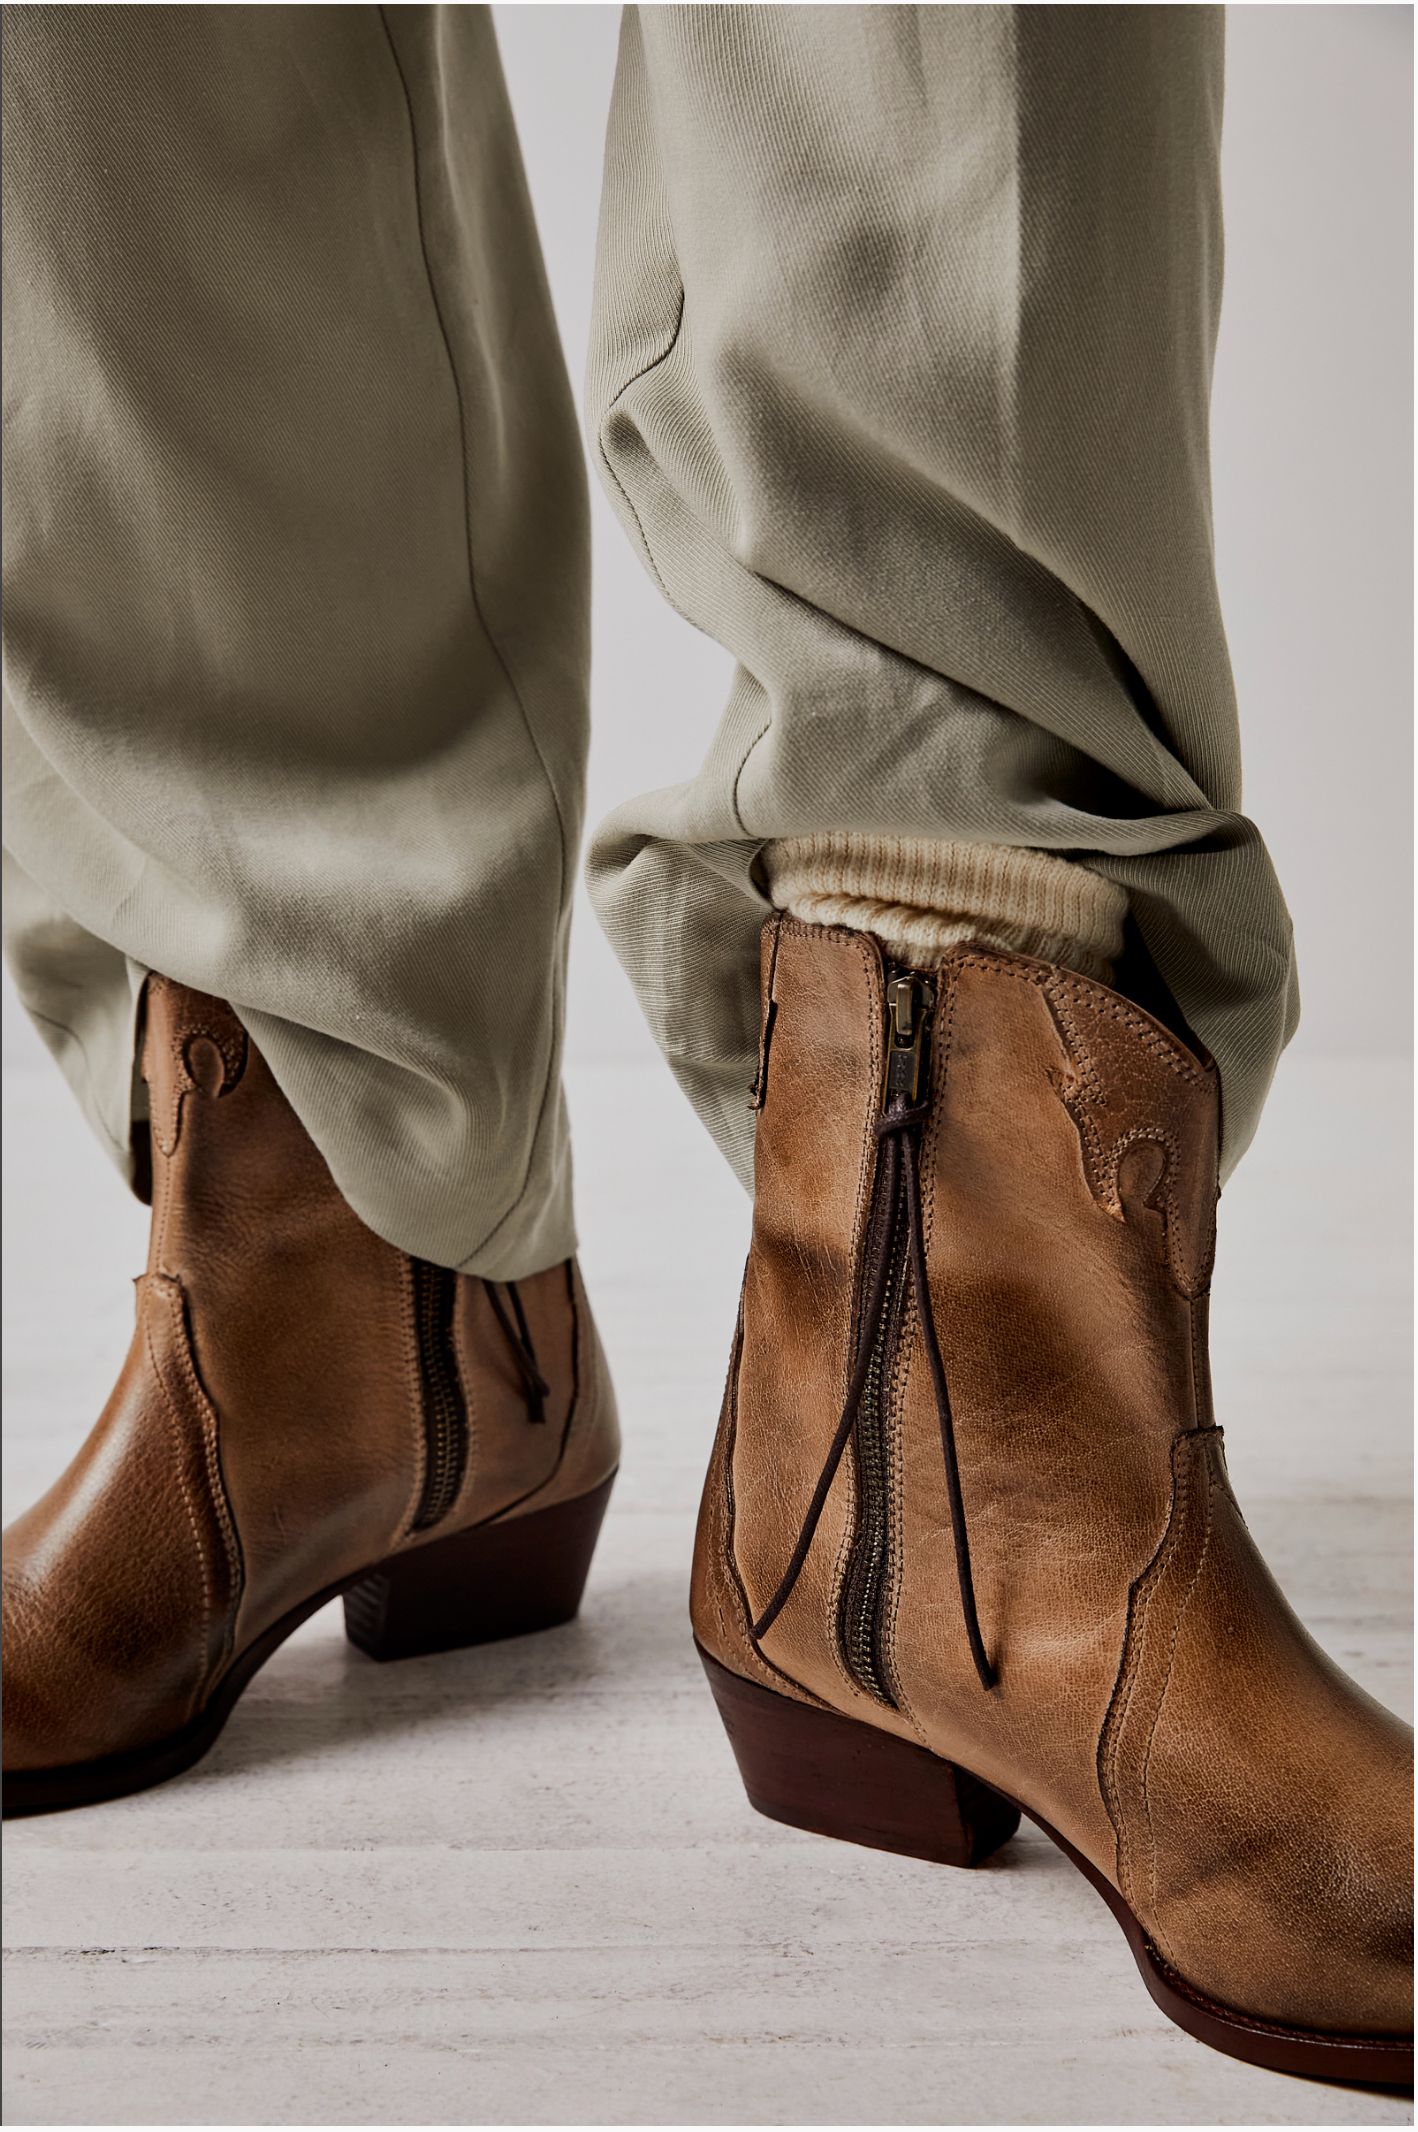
693, 917, 1412, 2084
4, 976, 619, 1816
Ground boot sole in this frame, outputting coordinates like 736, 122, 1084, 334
2, 1474, 615, 1819
698, 1641, 1414, 2089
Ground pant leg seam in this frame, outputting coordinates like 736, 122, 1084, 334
378, 7, 570, 1260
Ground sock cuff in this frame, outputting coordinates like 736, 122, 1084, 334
761, 833, 1127, 984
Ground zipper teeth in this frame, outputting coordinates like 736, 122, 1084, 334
847, 1286, 891, 1679
839, 961, 932, 1707
411, 1261, 469, 1531
842, 1209, 908, 1705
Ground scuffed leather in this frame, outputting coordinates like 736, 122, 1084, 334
693, 921, 1412, 2039
727, 918, 923, 1736
691, 1293, 831, 1712
1103, 1430, 1411, 2035
3, 976, 619, 1775
3, 1271, 242, 1765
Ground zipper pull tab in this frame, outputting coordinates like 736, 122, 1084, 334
882, 972, 935, 1109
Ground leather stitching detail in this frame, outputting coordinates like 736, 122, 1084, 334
146, 990, 249, 1160
1189, 1294, 1214, 1432
143, 1285, 216, 1722
1099, 1429, 1221, 1930
1101, 1123, 1200, 1301
155, 1280, 245, 1677
933, 945, 1206, 1085
1142, 1453, 1217, 1966
1033, 968, 1216, 1300
1049, 978, 1208, 1082
1044, 978, 1110, 1117
1100, 1445, 1192, 1910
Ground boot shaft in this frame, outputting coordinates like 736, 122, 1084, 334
4, 976, 619, 1775
697, 917, 1221, 1857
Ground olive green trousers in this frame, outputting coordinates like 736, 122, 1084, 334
2, 5, 1295, 1275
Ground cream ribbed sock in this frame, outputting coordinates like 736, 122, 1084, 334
762, 833, 1126, 984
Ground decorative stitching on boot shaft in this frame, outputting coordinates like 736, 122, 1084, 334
142, 1274, 246, 1715
144, 980, 249, 1160
1099, 1428, 1222, 1940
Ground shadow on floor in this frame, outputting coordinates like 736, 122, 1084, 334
188, 1565, 703, 1785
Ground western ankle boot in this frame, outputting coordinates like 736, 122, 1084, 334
3, 975, 619, 1816
692, 916, 1412, 2084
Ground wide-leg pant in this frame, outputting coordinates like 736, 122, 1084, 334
2, 4, 1296, 1275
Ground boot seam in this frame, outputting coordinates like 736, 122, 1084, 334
162, 1288, 244, 1680
146, 1275, 246, 1683
1099, 1428, 1220, 1928
1100, 1432, 1196, 1902
721, 1300, 834, 1707
1141, 1455, 1217, 1966
143, 1285, 218, 1719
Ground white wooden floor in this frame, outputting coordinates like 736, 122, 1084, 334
2, 992, 1411, 2127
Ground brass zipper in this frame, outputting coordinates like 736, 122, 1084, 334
838, 969, 936, 1705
